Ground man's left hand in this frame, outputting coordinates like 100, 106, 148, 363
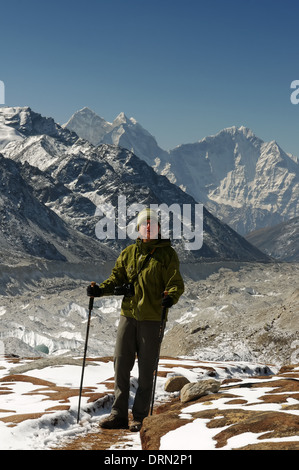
161, 295, 173, 308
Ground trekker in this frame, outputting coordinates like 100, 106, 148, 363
87, 208, 184, 432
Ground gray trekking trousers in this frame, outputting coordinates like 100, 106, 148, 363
111, 315, 162, 421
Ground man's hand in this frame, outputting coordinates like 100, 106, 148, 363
87, 283, 103, 297
161, 294, 173, 308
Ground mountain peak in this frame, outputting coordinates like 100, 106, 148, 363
64, 107, 111, 125
63, 108, 112, 145
78, 106, 95, 113
73, 107, 100, 118
112, 112, 131, 126
219, 125, 256, 139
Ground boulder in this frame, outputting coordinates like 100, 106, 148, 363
164, 375, 190, 392
180, 379, 221, 403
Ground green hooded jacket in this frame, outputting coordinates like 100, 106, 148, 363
100, 238, 184, 321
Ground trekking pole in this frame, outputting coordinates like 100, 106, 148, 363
150, 291, 168, 416
77, 282, 95, 423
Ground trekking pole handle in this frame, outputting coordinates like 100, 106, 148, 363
89, 282, 96, 310
161, 290, 168, 319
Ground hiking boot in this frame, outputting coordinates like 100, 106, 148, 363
129, 419, 143, 432
99, 414, 128, 429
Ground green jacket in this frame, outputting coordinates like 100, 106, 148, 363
100, 238, 184, 321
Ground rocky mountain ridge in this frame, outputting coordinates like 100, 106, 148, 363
246, 216, 299, 262
0, 152, 113, 264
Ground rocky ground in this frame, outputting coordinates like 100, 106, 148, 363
140, 363, 299, 451
54, 360, 299, 451
163, 261, 299, 366
1, 356, 297, 451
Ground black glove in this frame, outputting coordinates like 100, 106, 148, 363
161, 294, 173, 308
87, 283, 103, 297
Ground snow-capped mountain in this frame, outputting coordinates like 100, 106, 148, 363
62, 107, 113, 146
0, 106, 269, 263
64, 109, 299, 235
1, 106, 77, 146
64, 107, 167, 166
0, 108, 24, 149
162, 126, 299, 235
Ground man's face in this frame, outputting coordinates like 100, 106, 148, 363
139, 219, 159, 241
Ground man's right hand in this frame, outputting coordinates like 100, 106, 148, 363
87, 283, 103, 297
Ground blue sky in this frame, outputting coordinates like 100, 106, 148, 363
1, 0, 299, 155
